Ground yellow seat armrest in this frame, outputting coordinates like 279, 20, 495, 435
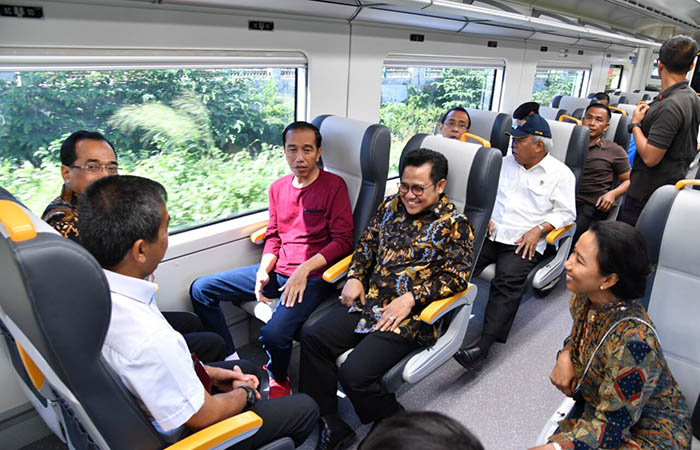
546, 223, 575, 244
675, 179, 700, 190
459, 132, 491, 148
249, 221, 269, 244
16, 343, 44, 390
558, 115, 582, 126
164, 411, 262, 450
322, 255, 353, 283
0, 200, 36, 242
419, 285, 472, 323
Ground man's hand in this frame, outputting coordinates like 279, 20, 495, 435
528, 445, 556, 450
255, 269, 273, 304
376, 292, 415, 332
596, 191, 616, 212
549, 348, 577, 397
515, 226, 542, 261
339, 278, 365, 307
279, 265, 310, 307
207, 365, 260, 394
488, 219, 495, 237
632, 103, 649, 124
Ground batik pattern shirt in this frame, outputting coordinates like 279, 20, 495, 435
41, 185, 79, 242
346, 194, 474, 345
550, 293, 691, 449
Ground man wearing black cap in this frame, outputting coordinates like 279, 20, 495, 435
454, 114, 576, 369
573, 103, 630, 244
620, 34, 700, 226
512, 101, 540, 124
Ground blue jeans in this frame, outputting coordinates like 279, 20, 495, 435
190, 264, 332, 381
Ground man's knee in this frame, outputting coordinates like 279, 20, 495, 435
189, 276, 217, 307
338, 357, 366, 393
260, 322, 293, 350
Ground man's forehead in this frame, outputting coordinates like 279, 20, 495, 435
446, 110, 469, 121
285, 128, 317, 144
75, 139, 117, 160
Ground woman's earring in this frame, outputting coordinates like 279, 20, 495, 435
599, 285, 604, 290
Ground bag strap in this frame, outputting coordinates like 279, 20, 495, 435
575, 317, 658, 394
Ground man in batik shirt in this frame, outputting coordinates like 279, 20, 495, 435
42, 130, 118, 242
299, 148, 474, 450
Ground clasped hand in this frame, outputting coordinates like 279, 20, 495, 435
207, 365, 261, 400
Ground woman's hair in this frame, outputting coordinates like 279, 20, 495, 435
358, 411, 484, 450
588, 221, 651, 300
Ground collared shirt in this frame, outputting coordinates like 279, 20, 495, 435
490, 153, 576, 254
549, 293, 691, 449
577, 137, 630, 206
346, 194, 474, 346
41, 185, 80, 242
101, 270, 205, 442
628, 80, 700, 202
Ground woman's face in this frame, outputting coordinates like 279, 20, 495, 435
564, 231, 615, 297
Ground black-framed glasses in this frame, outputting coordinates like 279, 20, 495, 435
397, 182, 435, 196
70, 163, 119, 174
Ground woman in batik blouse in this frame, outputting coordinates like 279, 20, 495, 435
530, 221, 691, 450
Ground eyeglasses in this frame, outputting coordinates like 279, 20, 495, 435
70, 163, 119, 174
445, 120, 469, 131
398, 182, 435, 196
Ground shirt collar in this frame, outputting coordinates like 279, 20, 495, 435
60, 184, 79, 208
657, 80, 689, 100
104, 269, 159, 306
521, 152, 554, 173
589, 137, 608, 150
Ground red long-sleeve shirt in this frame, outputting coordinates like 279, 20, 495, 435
262, 169, 354, 278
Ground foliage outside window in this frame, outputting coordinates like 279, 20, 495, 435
531, 68, 587, 107
379, 66, 498, 176
606, 65, 623, 90
0, 67, 299, 232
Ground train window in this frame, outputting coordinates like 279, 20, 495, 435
606, 65, 624, 90
531, 67, 589, 106
0, 54, 307, 233
379, 62, 503, 176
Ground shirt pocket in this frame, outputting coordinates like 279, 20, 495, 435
527, 175, 554, 211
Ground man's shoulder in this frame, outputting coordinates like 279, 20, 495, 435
41, 196, 73, 221
600, 138, 626, 155
542, 153, 573, 177
270, 173, 294, 189
318, 169, 346, 186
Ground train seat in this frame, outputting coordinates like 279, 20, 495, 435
538, 106, 568, 122
465, 108, 512, 156
551, 95, 591, 115
614, 102, 636, 116
243, 115, 390, 326
0, 196, 292, 450
332, 135, 502, 392
617, 91, 644, 105
536, 180, 700, 448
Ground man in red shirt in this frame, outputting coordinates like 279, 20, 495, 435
190, 121, 354, 398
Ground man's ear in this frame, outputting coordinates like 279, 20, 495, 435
61, 165, 71, 183
437, 178, 447, 194
129, 238, 148, 265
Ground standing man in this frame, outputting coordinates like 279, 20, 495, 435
573, 103, 630, 243
190, 121, 354, 398
620, 35, 700, 225
438, 107, 471, 140
42, 130, 118, 242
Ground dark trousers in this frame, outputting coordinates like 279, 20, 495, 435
618, 195, 646, 226
206, 361, 319, 450
162, 311, 227, 363
299, 304, 419, 424
474, 239, 541, 343
190, 264, 332, 381
573, 202, 608, 244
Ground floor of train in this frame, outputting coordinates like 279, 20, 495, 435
23, 279, 572, 450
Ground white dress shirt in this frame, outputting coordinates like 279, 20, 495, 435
101, 270, 205, 441
490, 153, 576, 255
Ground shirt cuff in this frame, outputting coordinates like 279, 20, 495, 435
551, 442, 562, 450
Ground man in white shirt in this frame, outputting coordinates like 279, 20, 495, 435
454, 114, 576, 369
77, 175, 319, 449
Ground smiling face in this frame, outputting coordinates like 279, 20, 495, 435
564, 230, 617, 298
283, 128, 321, 182
399, 162, 446, 215
582, 106, 610, 142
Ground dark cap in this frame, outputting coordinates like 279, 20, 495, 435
506, 113, 552, 139
513, 102, 540, 120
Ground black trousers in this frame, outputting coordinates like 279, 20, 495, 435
299, 304, 419, 424
206, 361, 319, 450
474, 239, 542, 343
574, 202, 608, 244
618, 195, 646, 227
163, 311, 227, 363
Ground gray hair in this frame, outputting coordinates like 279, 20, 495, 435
531, 135, 553, 153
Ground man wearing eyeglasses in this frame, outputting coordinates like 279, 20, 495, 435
438, 106, 471, 140
42, 130, 118, 242
299, 149, 474, 450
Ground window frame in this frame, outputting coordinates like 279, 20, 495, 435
606, 64, 624, 90
532, 65, 591, 104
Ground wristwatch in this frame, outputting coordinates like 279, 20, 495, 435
537, 223, 546, 234
238, 385, 257, 410
627, 122, 642, 133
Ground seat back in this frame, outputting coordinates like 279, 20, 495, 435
636, 184, 700, 416
604, 111, 631, 150
615, 103, 636, 116
0, 200, 165, 450
400, 135, 502, 265
618, 91, 644, 105
539, 106, 568, 121
465, 108, 512, 156
312, 115, 391, 244
552, 95, 590, 113
608, 93, 622, 106
545, 119, 589, 190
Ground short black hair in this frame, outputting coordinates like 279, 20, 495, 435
594, 92, 610, 103
440, 106, 471, 128
282, 121, 322, 148
400, 148, 448, 184
585, 102, 611, 122
78, 175, 167, 269
358, 412, 483, 450
588, 221, 651, 300
659, 35, 699, 74
60, 130, 116, 166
